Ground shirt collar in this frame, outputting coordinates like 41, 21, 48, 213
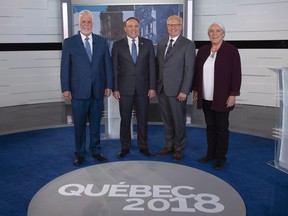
127, 36, 139, 44
80, 32, 92, 42
168, 35, 179, 44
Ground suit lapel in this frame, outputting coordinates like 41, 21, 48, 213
163, 39, 170, 60
123, 37, 135, 63
77, 32, 92, 63
163, 38, 172, 61
165, 35, 182, 60
91, 34, 98, 63
76, 32, 86, 55
137, 37, 145, 62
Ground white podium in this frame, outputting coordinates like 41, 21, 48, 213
268, 67, 288, 173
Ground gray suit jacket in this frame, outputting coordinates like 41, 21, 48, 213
156, 35, 195, 96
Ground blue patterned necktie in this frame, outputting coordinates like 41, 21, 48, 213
165, 39, 174, 58
85, 37, 92, 62
131, 39, 137, 63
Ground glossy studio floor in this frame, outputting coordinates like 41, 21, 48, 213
1, 101, 288, 216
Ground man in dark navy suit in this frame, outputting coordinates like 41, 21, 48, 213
60, 10, 113, 165
112, 17, 156, 158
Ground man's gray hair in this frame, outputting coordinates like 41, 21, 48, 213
78, 10, 94, 24
167, 15, 183, 24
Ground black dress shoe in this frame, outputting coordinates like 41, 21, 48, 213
92, 153, 107, 162
73, 156, 84, 166
117, 149, 130, 158
140, 148, 152, 157
214, 160, 225, 170
198, 156, 214, 163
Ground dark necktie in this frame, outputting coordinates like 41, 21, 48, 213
85, 37, 92, 62
165, 39, 174, 58
131, 39, 137, 63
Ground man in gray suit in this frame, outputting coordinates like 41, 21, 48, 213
112, 17, 156, 158
156, 15, 195, 161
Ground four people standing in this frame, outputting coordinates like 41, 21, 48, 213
192, 22, 242, 170
60, 10, 241, 168
60, 10, 113, 165
112, 17, 156, 158
155, 15, 196, 161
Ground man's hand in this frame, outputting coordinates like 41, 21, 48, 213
62, 91, 72, 100
177, 92, 187, 102
148, 89, 156, 99
105, 88, 112, 97
113, 91, 121, 101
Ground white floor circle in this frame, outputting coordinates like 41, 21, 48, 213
28, 161, 246, 216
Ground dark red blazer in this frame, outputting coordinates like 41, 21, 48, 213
193, 41, 241, 112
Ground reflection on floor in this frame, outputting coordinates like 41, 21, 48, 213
0, 101, 278, 139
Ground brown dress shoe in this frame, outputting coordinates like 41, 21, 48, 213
173, 151, 183, 161
140, 148, 153, 157
157, 147, 174, 156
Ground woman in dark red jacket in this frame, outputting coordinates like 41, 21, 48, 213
192, 22, 241, 170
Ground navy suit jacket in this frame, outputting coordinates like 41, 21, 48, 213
112, 37, 156, 96
61, 32, 113, 99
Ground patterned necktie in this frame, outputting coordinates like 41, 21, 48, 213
131, 39, 137, 63
165, 39, 174, 58
85, 37, 92, 62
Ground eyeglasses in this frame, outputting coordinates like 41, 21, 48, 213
167, 24, 182, 28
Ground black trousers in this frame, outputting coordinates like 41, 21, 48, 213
202, 99, 230, 161
119, 94, 149, 150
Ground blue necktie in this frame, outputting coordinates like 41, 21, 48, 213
85, 37, 92, 62
165, 39, 174, 58
131, 39, 137, 63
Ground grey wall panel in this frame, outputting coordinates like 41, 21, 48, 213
0, 51, 62, 107
0, 0, 287, 107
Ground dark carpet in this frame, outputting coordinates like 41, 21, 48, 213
0, 125, 287, 216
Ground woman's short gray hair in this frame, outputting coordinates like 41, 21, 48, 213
208, 22, 225, 34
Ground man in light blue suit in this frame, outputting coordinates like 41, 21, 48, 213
61, 10, 113, 165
